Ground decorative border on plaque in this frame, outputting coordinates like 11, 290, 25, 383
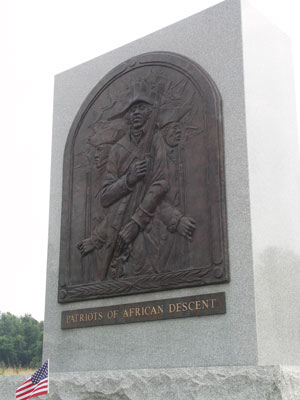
59, 267, 227, 301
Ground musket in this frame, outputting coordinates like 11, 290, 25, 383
178, 142, 191, 269
134, 90, 163, 206
81, 171, 92, 281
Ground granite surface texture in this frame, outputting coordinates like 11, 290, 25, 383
1, 366, 300, 400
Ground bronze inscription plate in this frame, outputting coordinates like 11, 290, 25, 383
61, 292, 226, 329
58, 51, 228, 303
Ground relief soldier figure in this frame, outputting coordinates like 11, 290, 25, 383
156, 110, 196, 272
98, 80, 169, 279
78, 79, 171, 280
77, 121, 125, 280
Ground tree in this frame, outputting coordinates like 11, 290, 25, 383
0, 312, 43, 368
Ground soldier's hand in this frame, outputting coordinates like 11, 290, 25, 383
127, 159, 147, 186
177, 216, 196, 241
77, 238, 95, 257
116, 220, 140, 254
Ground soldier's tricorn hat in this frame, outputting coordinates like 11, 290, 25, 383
108, 79, 155, 120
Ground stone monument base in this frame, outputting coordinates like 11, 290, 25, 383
1, 366, 300, 400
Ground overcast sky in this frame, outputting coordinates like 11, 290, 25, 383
0, 0, 299, 321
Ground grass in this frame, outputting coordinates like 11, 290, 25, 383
0, 367, 35, 376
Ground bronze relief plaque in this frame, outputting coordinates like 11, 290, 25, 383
58, 51, 228, 303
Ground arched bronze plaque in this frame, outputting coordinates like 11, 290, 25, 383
58, 51, 228, 303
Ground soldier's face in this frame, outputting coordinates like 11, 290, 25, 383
95, 144, 111, 169
128, 102, 151, 129
163, 123, 182, 147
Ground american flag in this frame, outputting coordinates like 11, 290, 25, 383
16, 360, 49, 399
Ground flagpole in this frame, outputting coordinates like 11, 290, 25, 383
48, 359, 50, 399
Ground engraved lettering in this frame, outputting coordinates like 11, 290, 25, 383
169, 303, 176, 313
211, 299, 217, 309
135, 308, 141, 316
195, 301, 201, 310
182, 302, 188, 312
129, 308, 135, 317
157, 305, 164, 314
151, 306, 157, 315
202, 300, 209, 309
145, 306, 151, 316
61, 293, 226, 329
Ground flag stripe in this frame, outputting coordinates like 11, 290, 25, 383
29, 390, 49, 399
16, 383, 35, 396
16, 382, 34, 394
16, 383, 48, 400
16, 384, 34, 397
16, 377, 31, 388
16, 379, 32, 392
31, 378, 48, 386
16, 383, 34, 395
30, 386, 48, 397
16, 395, 30, 400
17, 390, 36, 400
28, 383, 49, 399
16, 386, 36, 399
17, 393, 32, 400
19, 380, 48, 395
31, 382, 48, 392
